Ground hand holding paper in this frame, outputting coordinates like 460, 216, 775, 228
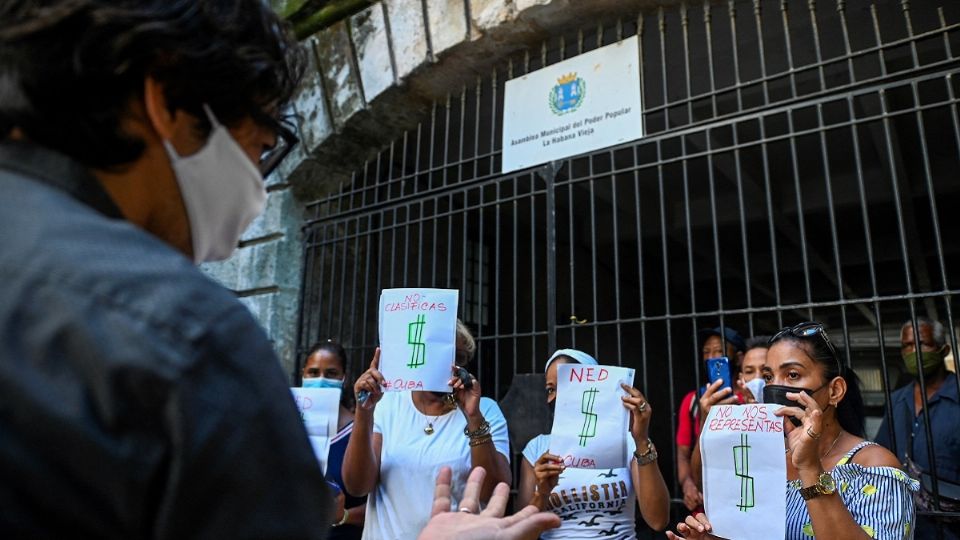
354, 348, 384, 410
620, 383, 652, 442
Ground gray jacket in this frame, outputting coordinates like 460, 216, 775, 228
0, 141, 332, 539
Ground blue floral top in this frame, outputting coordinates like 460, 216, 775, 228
785, 441, 920, 539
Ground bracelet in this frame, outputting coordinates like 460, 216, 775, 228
464, 419, 491, 439
469, 434, 493, 447
633, 438, 658, 466
333, 507, 349, 527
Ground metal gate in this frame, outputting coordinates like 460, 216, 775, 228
299, 0, 960, 532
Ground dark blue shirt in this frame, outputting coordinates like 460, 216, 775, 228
0, 142, 333, 539
875, 376, 960, 540
324, 421, 365, 540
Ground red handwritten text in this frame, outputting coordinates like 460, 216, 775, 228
383, 293, 448, 313
382, 378, 425, 390
568, 366, 609, 383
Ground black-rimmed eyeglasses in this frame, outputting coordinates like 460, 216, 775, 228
258, 116, 299, 177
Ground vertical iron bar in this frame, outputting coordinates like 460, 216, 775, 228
348, 218, 363, 350
495, 179, 502, 394
611, 165, 624, 367
337, 219, 350, 340
589, 178, 599, 353
871, 6, 888, 78
659, 7, 671, 128
682, 3, 694, 127
704, 0, 719, 117
754, 0, 770, 105
815, 102, 850, 364
568, 165, 577, 348
706, 127, 727, 353
808, 0, 827, 92
729, 0, 744, 111
787, 111, 815, 320
733, 119, 754, 335
760, 115, 784, 328
681, 134, 702, 391
634, 162, 648, 391
293, 228, 316, 382
781, 0, 798, 98
656, 139, 679, 498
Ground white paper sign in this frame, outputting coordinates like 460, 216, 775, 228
548, 363, 635, 469
700, 404, 787, 540
378, 288, 459, 393
290, 387, 340, 475
502, 35, 643, 173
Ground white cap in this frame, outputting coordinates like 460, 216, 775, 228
544, 349, 599, 372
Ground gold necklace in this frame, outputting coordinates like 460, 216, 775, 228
424, 414, 441, 435
424, 399, 456, 435
821, 430, 844, 460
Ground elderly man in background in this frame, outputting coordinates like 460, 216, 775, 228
875, 317, 960, 540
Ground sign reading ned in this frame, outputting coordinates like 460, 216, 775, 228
502, 36, 643, 173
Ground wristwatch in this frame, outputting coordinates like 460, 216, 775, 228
798, 471, 836, 500
634, 438, 658, 466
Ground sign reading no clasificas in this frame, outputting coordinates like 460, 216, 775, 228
501, 35, 643, 173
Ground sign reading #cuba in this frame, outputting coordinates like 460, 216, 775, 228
502, 36, 642, 173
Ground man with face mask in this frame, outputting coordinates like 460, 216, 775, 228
874, 317, 960, 540
0, 1, 333, 537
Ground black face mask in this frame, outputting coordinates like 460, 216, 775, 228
762, 383, 828, 427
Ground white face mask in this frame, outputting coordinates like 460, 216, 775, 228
163, 105, 266, 263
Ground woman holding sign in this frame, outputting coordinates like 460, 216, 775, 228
342, 320, 512, 540
668, 322, 918, 540
300, 341, 366, 538
518, 349, 670, 538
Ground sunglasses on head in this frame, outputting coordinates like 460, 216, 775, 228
770, 322, 842, 374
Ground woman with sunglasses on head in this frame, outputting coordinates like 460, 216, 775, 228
669, 322, 919, 540
518, 349, 670, 538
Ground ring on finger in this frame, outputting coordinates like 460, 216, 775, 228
638, 401, 647, 412
806, 427, 821, 440
458, 507, 473, 514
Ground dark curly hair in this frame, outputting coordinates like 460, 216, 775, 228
0, 0, 305, 169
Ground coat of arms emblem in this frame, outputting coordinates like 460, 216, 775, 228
549, 72, 585, 115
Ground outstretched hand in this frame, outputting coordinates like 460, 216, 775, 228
419, 466, 561, 540
665, 513, 719, 540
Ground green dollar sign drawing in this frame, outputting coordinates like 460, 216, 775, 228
407, 314, 426, 368
578, 388, 599, 446
733, 433, 755, 511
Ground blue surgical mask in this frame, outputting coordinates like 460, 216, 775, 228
302, 377, 344, 389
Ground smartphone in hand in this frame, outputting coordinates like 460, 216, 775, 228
705, 356, 732, 391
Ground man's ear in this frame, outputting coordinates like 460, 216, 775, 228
143, 77, 177, 140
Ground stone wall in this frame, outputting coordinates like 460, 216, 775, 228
203, 0, 673, 381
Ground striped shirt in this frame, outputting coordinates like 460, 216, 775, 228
785, 441, 920, 539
